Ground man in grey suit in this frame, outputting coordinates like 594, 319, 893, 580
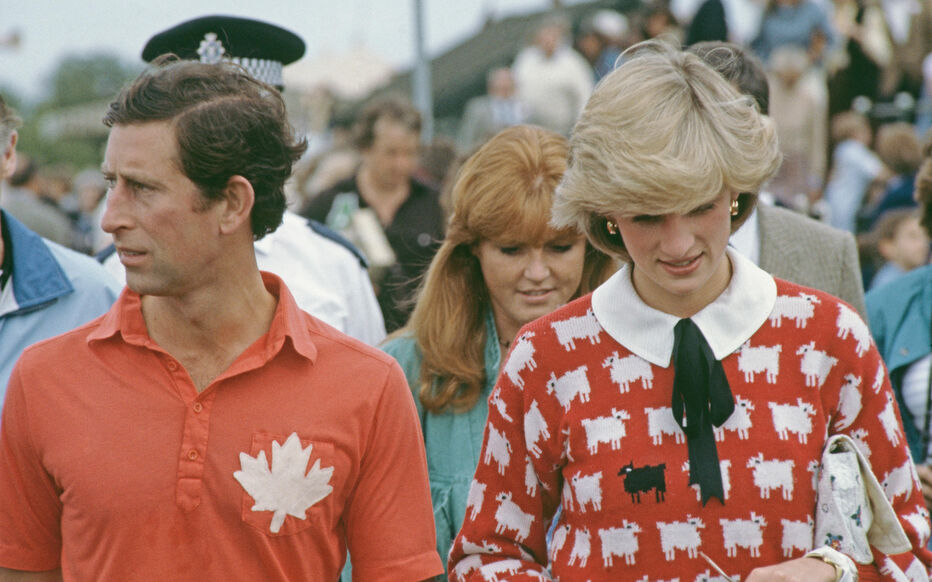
732, 201, 866, 317
690, 41, 867, 318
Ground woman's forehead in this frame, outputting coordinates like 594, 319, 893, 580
484, 226, 582, 245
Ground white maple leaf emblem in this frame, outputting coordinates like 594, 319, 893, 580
233, 432, 334, 533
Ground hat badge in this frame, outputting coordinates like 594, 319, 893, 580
197, 32, 226, 64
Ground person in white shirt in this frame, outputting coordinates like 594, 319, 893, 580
512, 15, 595, 136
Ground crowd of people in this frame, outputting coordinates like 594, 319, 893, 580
1, 3, 932, 582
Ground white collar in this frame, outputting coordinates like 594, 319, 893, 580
591, 248, 777, 367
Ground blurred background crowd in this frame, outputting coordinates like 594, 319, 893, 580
2, 0, 932, 293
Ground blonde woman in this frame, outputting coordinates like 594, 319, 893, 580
449, 41, 930, 581
382, 124, 616, 566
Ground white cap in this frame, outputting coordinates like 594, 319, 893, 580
592, 10, 628, 41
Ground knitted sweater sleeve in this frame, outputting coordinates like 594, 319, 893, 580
447, 325, 561, 581
820, 303, 932, 580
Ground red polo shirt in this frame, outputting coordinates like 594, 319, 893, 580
0, 273, 442, 581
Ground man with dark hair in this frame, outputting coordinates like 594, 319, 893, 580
688, 41, 770, 113
99, 15, 386, 345
0, 95, 120, 402
689, 40, 868, 318
303, 95, 446, 332
0, 59, 442, 581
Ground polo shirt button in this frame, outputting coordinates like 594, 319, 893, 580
167, 361, 178, 371
187, 449, 198, 461
193, 402, 203, 413
900, 347, 910, 356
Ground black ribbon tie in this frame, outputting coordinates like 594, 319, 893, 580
671, 318, 735, 505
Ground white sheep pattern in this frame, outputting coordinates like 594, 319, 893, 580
721, 512, 767, 557
581, 408, 630, 454
546, 365, 592, 410
602, 351, 654, 392
738, 341, 781, 383
599, 521, 641, 567
493, 492, 533, 542
503, 331, 536, 388
551, 309, 602, 351
768, 398, 816, 443
747, 453, 795, 500
836, 303, 872, 357
796, 341, 838, 388
770, 292, 820, 328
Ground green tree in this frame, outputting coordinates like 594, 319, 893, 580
44, 52, 140, 108
16, 52, 141, 169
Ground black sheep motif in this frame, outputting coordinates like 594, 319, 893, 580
619, 461, 666, 503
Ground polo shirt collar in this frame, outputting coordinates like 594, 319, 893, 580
88, 272, 318, 364
87, 287, 145, 344
265, 271, 317, 362
591, 248, 776, 368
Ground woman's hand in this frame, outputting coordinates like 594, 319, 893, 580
916, 463, 932, 511
744, 556, 837, 582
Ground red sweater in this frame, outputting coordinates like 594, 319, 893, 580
449, 277, 931, 581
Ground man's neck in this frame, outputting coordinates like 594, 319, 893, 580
141, 268, 277, 392
358, 165, 409, 198
356, 166, 410, 227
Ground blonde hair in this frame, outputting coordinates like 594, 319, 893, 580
552, 40, 782, 261
402, 125, 616, 413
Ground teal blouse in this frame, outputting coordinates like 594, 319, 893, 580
381, 310, 502, 568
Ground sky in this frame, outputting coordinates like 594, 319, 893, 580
0, 0, 582, 102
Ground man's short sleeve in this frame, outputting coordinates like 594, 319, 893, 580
0, 362, 63, 571
342, 361, 443, 581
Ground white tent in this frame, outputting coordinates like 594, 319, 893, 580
283, 45, 395, 100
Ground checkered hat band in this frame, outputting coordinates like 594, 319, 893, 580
230, 57, 283, 87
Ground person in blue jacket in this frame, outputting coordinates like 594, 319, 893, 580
866, 152, 932, 510
0, 95, 121, 402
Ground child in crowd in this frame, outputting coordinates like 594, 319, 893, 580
867, 208, 930, 290
860, 122, 923, 231
822, 110, 886, 233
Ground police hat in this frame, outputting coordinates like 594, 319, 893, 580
142, 15, 305, 89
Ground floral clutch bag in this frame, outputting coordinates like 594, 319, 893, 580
814, 434, 912, 563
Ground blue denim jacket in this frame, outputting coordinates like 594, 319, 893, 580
380, 310, 501, 573
866, 264, 932, 461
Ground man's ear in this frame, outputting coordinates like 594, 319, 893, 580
218, 175, 255, 235
1, 130, 18, 180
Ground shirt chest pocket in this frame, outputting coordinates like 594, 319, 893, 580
234, 431, 338, 537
